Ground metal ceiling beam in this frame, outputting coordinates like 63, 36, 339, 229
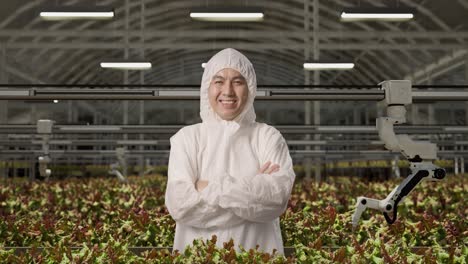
3, 1, 461, 86
458, 0, 468, 10
2, 1, 303, 63
3, 64, 39, 83
63, 49, 305, 85
0, 0, 37, 28
1, 1, 466, 86
2, 139, 468, 147
5, 1, 304, 63
3, 42, 466, 51
0, 124, 467, 134
401, 0, 452, 32
1, 150, 467, 158
1, 29, 468, 39
327, 0, 432, 84
0, 48, 43, 83
0, 52, 116, 124
0, 88, 383, 100
2, 88, 468, 101
405, 49, 468, 82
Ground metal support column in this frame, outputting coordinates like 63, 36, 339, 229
93, 111, 100, 168
461, 156, 465, 174
0, 44, 7, 179
465, 54, 468, 127
410, 104, 418, 125
0, 44, 7, 123
138, 0, 146, 177
427, 77, 436, 125
123, 0, 130, 132
391, 155, 401, 178
312, 0, 321, 182
122, 0, 130, 176
29, 155, 36, 181
13, 160, 17, 177
353, 107, 361, 124
364, 109, 370, 125
450, 108, 456, 124
428, 104, 435, 125
303, 0, 312, 181
65, 100, 72, 169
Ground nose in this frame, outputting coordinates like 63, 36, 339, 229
221, 81, 235, 97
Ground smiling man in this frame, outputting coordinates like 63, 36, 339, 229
209, 68, 248, 121
165, 48, 295, 254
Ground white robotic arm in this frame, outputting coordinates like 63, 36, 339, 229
352, 162, 445, 227
109, 147, 128, 182
37, 120, 53, 179
352, 81, 446, 228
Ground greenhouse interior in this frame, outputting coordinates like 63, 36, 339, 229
0, 0, 466, 262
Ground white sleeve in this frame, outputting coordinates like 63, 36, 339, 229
218, 128, 296, 223
164, 129, 243, 228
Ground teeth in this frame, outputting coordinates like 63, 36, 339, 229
220, 100, 236, 104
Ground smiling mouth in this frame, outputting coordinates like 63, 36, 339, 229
218, 99, 237, 105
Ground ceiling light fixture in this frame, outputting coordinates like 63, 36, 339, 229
340, 8, 414, 22
190, 7, 264, 22
303, 62, 355, 70
100, 62, 152, 70
39, 6, 114, 20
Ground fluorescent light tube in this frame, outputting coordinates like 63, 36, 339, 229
340, 8, 414, 21
190, 12, 263, 21
190, 7, 264, 21
100, 62, 152, 70
303, 62, 355, 70
39, 7, 114, 20
40, 11, 114, 20
341, 12, 413, 21
53, 100, 59, 103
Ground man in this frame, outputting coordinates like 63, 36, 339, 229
165, 48, 295, 254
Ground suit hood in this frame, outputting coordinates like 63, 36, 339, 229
200, 48, 257, 125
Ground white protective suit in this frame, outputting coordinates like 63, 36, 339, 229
165, 48, 295, 254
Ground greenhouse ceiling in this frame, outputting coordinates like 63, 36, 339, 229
0, 0, 467, 86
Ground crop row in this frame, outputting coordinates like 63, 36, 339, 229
0, 174, 466, 263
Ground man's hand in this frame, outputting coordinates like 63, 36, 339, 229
196, 180, 209, 192
258, 161, 280, 174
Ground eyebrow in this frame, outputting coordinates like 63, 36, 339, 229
212, 75, 245, 81
212, 75, 225, 80
232, 76, 245, 81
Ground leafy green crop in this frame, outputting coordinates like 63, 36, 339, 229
0, 174, 466, 262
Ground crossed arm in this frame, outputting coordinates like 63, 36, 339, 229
196, 161, 280, 192
165, 128, 295, 228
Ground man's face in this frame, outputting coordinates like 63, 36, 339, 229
208, 68, 248, 121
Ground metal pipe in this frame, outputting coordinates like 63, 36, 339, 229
0, 125, 467, 134
1, 150, 467, 158
1, 88, 468, 101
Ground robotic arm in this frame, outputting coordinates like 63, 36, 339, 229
352, 162, 445, 227
352, 80, 446, 228
37, 120, 53, 180
109, 147, 128, 182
